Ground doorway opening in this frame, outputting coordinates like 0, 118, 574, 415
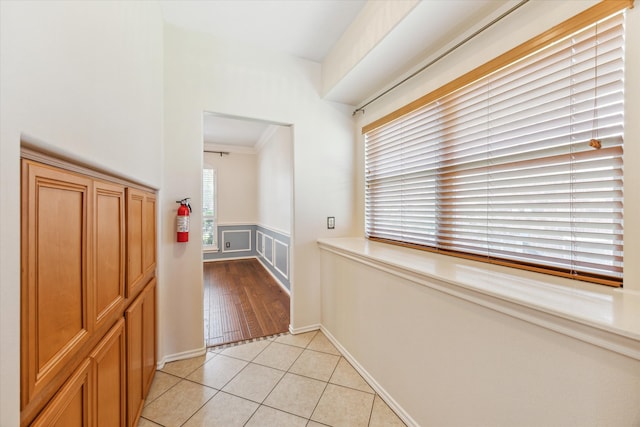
201, 112, 293, 347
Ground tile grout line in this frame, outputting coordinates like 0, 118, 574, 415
254, 329, 328, 426
143, 368, 202, 409
305, 336, 342, 426
177, 388, 219, 427
150, 329, 390, 427
241, 330, 322, 424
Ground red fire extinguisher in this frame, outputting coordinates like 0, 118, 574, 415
176, 198, 192, 242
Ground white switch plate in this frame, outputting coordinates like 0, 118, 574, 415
327, 217, 335, 229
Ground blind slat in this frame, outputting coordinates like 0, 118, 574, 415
365, 11, 625, 286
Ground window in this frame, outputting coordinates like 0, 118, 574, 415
203, 166, 217, 250
364, 3, 629, 287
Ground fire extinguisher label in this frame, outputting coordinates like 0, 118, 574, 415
177, 216, 189, 232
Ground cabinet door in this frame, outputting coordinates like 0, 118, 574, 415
142, 193, 156, 277
31, 359, 92, 427
142, 279, 157, 396
90, 319, 126, 427
125, 278, 156, 427
94, 181, 125, 330
21, 160, 93, 406
125, 289, 144, 427
126, 189, 156, 299
126, 189, 145, 298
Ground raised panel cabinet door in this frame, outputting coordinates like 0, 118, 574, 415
142, 279, 157, 396
125, 291, 144, 427
126, 189, 144, 298
90, 318, 126, 427
142, 193, 156, 277
94, 181, 125, 330
31, 358, 92, 427
21, 160, 93, 407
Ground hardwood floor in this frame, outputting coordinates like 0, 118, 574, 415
204, 259, 290, 347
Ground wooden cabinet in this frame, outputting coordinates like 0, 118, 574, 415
31, 359, 92, 427
126, 279, 156, 427
94, 182, 126, 330
90, 319, 126, 427
21, 156, 157, 427
30, 319, 126, 427
21, 161, 93, 408
126, 189, 156, 299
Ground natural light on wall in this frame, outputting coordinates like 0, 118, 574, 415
364, 8, 626, 287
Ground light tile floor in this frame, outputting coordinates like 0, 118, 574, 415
140, 330, 407, 427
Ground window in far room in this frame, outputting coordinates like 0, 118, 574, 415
203, 166, 217, 251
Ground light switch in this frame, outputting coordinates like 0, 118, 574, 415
327, 217, 335, 229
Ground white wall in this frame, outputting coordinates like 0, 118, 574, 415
320, 249, 640, 426
161, 24, 355, 362
0, 1, 164, 425
204, 151, 258, 225
257, 126, 293, 234
321, 2, 640, 425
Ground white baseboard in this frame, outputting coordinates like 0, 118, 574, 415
320, 326, 419, 427
289, 323, 321, 335
156, 346, 207, 370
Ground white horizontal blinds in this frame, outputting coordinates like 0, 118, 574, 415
364, 11, 624, 284
366, 102, 443, 247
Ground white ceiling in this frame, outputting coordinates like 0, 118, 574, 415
202, 113, 280, 151
160, 0, 366, 63
161, 0, 513, 148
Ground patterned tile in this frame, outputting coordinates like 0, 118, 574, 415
244, 405, 307, 427
263, 373, 326, 418
160, 352, 215, 378
182, 391, 258, 427
140, 332, 409, 427
311, 383, 374, 427
222, 363, 285, 403
220, 339, 271, 362
329, 358, 374, 394
307, 331, 341, 355
252, 342, 304, 371
137, 418, 162, 427
289, 349, 340, 382
141, 380, 216, 426
144, 371, 182, 406
370, 395, 407, 427
275, 330, 317, 348
186, 354, 248, 390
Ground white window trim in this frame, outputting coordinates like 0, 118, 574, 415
203, 166, 218, 252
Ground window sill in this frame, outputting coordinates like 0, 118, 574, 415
317, 237, 640, 360
203, 247, 219, 253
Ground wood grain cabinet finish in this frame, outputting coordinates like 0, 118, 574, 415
31, 359, 92, 427
21, 161, 93, 408
30, 320, 126, 427
126, 278, 156, 427
21, 156, 157, 427
90, 319, 126, 427
94, 181, 126, 331
126, 189, 156, 299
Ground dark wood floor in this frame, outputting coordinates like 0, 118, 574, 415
204, 258, 290, 347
